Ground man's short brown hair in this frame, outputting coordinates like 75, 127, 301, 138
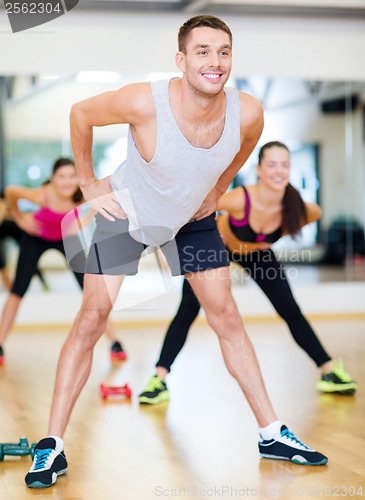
178, 15, 232, 53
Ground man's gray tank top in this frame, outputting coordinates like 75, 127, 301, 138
111, 79, 241, 246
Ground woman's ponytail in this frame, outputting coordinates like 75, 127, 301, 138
282, 183, 307, 237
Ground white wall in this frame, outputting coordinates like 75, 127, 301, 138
1, 11, 365, 80
4, 77, 130, 142
5, 282, 365, 326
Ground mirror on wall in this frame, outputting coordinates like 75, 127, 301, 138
1, 74, 364, 281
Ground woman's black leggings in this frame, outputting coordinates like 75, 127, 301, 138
11, 233, 85, 298
156, 249, 331, 371
0, 220, 45, 285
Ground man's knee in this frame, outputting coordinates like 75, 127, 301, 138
204, 294, 240, 331
71, 308, 109, 347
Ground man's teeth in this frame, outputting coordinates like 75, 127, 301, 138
204, 74, 221, 79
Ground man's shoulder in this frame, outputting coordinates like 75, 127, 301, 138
236, 90, 264, 128
236, 90, 263, 110
121, 81, 152, 101
223, 85, 262, 114
118, 81, 155, 120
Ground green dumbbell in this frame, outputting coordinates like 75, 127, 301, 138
0, 438, 37, 461
30, 442, 37, 460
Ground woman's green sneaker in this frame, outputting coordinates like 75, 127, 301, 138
316, 359, 358, 394
139, 375, 169, 404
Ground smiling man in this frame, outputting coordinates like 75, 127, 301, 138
25, 15, 327, 489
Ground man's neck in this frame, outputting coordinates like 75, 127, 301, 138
171, 77, 226, 122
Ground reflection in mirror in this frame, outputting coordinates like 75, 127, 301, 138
0, 74, 364, 284
235, 77, 365, 283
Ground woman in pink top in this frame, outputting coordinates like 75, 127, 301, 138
0, 158, 125, 365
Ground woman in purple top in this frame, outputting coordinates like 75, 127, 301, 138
139, 141, 357, 403
0, 158, 125, 365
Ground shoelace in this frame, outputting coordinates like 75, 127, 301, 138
33, 448, 53, 470
281, 429, 310, 450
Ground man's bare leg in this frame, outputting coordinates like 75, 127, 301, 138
187, 266, 277, 428
188, 267, 328, 465
48, 273, 125, 438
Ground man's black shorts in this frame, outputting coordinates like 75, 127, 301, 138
85, 213, 229, 276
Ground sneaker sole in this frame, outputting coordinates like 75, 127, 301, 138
110, 353, 127, 361
26, 468, 68, 488
139, 392, 169, 405
316, 382, 358, 394
260, 454, 328, 466
323, 388, 356, 395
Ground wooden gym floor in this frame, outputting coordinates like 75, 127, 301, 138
0, 317, 364, 500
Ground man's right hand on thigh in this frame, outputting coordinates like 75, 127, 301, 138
81, 176, 127, 222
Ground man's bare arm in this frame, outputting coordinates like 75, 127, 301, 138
70, 83, 151, 220
216, 104, 263, 195
193, 94, 264, 220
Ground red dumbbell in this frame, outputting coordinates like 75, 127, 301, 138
99, 383, 132, 399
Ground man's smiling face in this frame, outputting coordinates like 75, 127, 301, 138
177, 26, 232, 97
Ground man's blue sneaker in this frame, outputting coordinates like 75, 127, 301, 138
259, 425, 328, 465
25, 437, 67, 488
